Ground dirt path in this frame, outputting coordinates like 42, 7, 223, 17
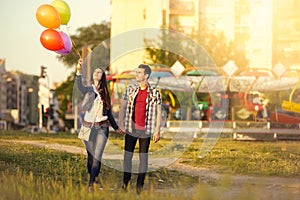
2, 139, 300, 199
167, 161, 300, 199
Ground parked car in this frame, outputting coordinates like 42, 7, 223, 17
21, 126, 47, 133
21, 126, 39, 133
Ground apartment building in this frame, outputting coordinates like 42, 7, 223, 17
0, 59, 40, 130
110, 0, 300, 72
273, 0, 300, 68
110, 0, 163, 73
0, 59, 7, 112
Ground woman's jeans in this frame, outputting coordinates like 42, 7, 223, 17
84, 125, 109, 185
123, 130, 151, 188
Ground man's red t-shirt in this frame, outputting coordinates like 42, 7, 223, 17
134, 86, 148, 130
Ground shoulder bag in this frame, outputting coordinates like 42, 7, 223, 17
78, 102, 101, 141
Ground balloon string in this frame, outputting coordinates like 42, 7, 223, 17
71, 38, 81, 59
65, 26, 81, 59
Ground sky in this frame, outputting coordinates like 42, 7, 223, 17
0, 0, 111, 84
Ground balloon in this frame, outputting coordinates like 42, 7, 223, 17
51, 0, 71, 25
55, 31, 72, 55
36, 4, 61, 28
40, 29, 64, 51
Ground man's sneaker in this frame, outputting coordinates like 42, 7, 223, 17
122, 183, 128, 192
136, 186, 143, 195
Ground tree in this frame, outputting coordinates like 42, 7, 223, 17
54, 22, 111, 123
56, 22, 111, 67
144, 34, 183, 67
193, 19, 248, 68
54, 73, 75, 120
145, 21, 248, 69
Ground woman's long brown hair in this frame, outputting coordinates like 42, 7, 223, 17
95, 68, 111, 110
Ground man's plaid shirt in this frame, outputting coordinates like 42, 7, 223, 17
122, 82, 162, 135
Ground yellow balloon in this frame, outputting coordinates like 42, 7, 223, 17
51, 0, 71, 25
36, 4, 61, 29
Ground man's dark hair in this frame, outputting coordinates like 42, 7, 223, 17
138, 64, 151, 78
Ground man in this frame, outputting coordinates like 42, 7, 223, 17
119, 64, 162, 194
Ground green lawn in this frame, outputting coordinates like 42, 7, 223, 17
1, 130, 299, 177
0, 130, 299, 199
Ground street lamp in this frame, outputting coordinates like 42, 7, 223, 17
40, 66, 47, 78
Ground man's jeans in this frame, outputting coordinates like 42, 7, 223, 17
123, 130, 151, 188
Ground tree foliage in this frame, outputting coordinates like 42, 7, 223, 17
54, 22, 111, 121
144, 30, 183, 67
145, 23, 248, 69
193, 23, 249, 68
54, 73, 75, 119
56, 22, 111, 67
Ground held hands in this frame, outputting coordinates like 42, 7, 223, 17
117, 128, 126, 135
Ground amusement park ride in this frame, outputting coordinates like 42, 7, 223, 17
108, 66, 300, 124
281, 80, 300, 113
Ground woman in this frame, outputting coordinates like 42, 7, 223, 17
76, 59, 124, 193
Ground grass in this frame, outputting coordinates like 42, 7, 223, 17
181, 138, 300, 177
0, 140, 198, 199
1, 130, 300, 177
0, 130, 299, 199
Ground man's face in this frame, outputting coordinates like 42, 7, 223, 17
135, 68, 147, 82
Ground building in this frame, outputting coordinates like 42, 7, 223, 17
272, 0, 300, 68
0, 59, 8, 130
110, 0, 163, 73
0, 59, 40, 130
110, 0, 300, 73
0, 59, 7, 112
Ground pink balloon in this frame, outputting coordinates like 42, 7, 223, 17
55, 31, 72, 55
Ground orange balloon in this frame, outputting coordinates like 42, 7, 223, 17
40, 29, 64, 51
36, 4, 60, 29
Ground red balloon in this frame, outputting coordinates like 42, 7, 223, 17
55, 31, 72, 55
40, 29, 64, 51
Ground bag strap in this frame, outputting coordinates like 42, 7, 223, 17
89, 86, 103, 128
90, 102, 101, 128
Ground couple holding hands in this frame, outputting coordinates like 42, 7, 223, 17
76, 59, 162, 194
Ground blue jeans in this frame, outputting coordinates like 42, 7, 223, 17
84, 125, 109, 185
123, 130, 151, 188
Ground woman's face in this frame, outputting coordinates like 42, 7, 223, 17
93, 68, 103, 81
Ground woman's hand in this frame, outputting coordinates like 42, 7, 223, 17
76, 59, 83, 75
117, 128, 126, 135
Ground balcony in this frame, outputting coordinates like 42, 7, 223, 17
169, 0, 195, 16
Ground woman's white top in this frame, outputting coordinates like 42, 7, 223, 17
84, 84, 108, 123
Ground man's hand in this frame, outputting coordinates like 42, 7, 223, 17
153, 131, 160, 143
117, 128, 126, 135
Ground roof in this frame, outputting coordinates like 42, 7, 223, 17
180, 66, 220, 76
112, 70, 135, 80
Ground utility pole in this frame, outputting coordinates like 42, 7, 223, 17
38, 66, 47, 129
38, 65, 51, 132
